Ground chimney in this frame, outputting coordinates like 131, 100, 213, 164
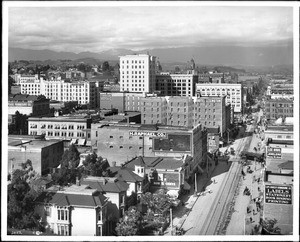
102, 178, 107, 185
112, 161, 116, 167
76, 177, 81, 186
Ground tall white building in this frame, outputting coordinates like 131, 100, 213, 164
119, 54, 156, 93
196, 83, 243, 113
20, 78, 98, 107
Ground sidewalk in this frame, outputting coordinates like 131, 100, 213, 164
164, 160, 232, 235
164, 161, 220, 235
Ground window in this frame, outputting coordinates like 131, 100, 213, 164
57, 224, 69, 236
57, 207, 68, 221
110, 136, 113, 138
45, 206, 51, 216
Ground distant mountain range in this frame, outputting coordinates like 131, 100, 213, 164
9, 44, 293, 67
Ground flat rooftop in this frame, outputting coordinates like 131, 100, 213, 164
8, 139, 62, 149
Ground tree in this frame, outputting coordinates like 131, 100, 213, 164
82, 152, 110, 177
115, 206, 142, 236
261, 218, 281, 235
52, 144, 80, 186
8, 111, 28, 135
8, 160, 42, 231
102, 61, 110, 72
140, 191, 172, 216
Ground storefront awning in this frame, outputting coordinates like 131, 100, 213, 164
70, 139, 77, 144
77, 139, 86, 146
183, 181, 191, 190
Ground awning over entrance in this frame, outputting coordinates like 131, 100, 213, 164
70, 139, 77, 145
77, 139, 86, 146
183, 181, 191, 190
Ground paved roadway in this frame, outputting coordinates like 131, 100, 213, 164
181, 112, 259, 235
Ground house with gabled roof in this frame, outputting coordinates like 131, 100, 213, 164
35, 184, 108, 236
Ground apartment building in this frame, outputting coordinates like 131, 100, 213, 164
35, 184, 108, 236
140, 96, 168, 125
27, 116, 92, 142
155, 73, 198, 96
119, 54, 156, 93
20, 78, 99, 107
196, 83, 243, 113
265, 98, 293, 121
8, 94, 50, 116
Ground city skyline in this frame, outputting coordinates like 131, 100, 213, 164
8, 4, 293, 53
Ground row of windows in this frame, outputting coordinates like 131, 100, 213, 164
121, 60, 145, 64
47, 131, 85, 137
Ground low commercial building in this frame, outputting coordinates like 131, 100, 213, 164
265, 98, 293, 121
35, 184, 108, 236
27, 116, 92, 144
264, 125, 293, 142
8, 138, 64, 175
91, 123, 207, 178
263, 139, 294, 235
8, 94, 50, 116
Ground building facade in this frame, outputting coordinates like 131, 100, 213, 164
119, 54, 156, 93
265, 98, 294, 121
196, 83, 243, 113
90, 123, 207, 175
27, 116, 92, 142
8, 138, 64, 175
155, 73, 198, 97
8, 94, 50, 116
36, 184, 108, 236
19, 78, 99, 108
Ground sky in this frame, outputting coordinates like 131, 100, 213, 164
8, 5, 293, 53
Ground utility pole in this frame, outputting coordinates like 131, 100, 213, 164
170, 208, 173, 235
195, 173, 197, 193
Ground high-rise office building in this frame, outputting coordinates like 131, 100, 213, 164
119, 54, 156, 93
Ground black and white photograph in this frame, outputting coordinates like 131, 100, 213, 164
2, 1, 299, 241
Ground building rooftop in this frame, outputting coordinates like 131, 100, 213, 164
8, 94, 41, 102
124, 156, 186, 171
81, 176, 129, 193
266, 125, 293, 132
37, 186, 107, 207
8, 139, 62, 149
109, 166, 144, 182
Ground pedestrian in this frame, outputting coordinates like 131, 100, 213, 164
250, 217, 253, 223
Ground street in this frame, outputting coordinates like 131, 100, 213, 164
165, 110, 264, 236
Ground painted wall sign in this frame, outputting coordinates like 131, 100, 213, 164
265, 185, 292, 204
266, 147, 282, 159
129, 131, 167, 138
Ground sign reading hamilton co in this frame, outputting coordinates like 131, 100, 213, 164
267, 147, 282, 159
129, 131, 167, 138
265, 185, 292, 204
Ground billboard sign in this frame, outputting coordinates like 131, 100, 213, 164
266, 147, 282, 159
129, 131, 167, 138
265, 185, 292, 204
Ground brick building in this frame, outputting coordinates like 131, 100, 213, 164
90, 123, 207, 176
265, 98, 293, 121
8, 137, 64, 175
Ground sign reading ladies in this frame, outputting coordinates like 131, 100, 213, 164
265, 185, 292, 204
